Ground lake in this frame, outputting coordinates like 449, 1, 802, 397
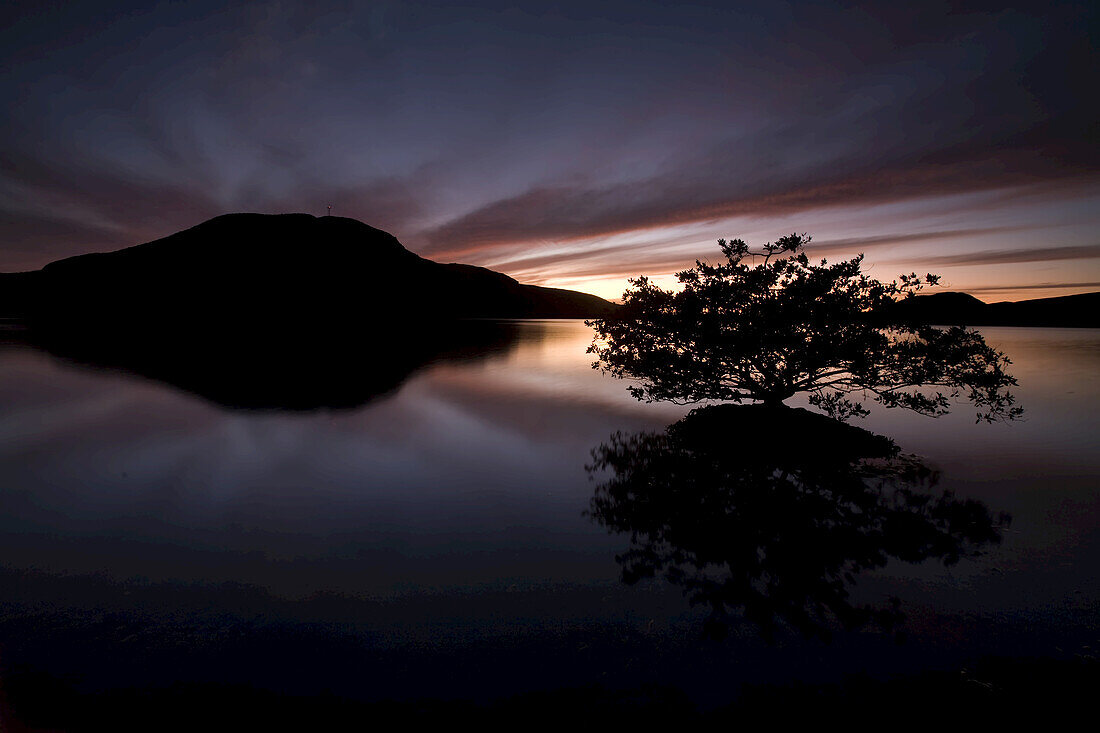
1, 321, 1097, 718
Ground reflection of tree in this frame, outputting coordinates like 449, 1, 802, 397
587, 405, 1009, 641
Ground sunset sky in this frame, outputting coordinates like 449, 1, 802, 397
2, 1, 1097, 302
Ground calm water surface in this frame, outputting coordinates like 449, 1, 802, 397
0, 321, 1097, 705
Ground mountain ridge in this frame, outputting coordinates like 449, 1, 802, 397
892, 290, 1100, 328
0, 213, 616, 324
0, 213, 616, 409
2, 215, 1095, 328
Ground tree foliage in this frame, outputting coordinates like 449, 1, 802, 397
588, 234, 1022, 422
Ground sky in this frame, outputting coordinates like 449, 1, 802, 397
1, 0, 1097, 302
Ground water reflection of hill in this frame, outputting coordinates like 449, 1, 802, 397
6, 319, 529, 410
588, 405, 1009, 640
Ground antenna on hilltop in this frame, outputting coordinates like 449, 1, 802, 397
326, 204, 333, 217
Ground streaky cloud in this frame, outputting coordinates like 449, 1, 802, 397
910, 244, 1100, 268
420, 160, 1098, 258
963, 281, 1100, 293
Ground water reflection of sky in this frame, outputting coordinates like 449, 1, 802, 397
0, 321, 686, 597
0, 322, 1097, 701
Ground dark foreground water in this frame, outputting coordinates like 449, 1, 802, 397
0, 321, 1097, 724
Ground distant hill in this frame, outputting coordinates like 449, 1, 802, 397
0, 214, 620, 410
891, 291, 1100, 328
0, 213, 616, 327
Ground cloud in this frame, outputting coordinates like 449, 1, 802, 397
963, 281, 1100, 293
1, 0, 1097, 289
499, 229, 1100, 288
806, 228, 1032, 253
419, 156, 1098, 261
908, 244, 1100, 268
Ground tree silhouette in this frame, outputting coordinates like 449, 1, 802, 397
588, 234, 1022, 422
587, 405, 1009, 641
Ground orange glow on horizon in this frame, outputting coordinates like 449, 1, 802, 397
536, 275, 1099, 305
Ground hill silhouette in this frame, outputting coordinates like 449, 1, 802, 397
892, 290, 1100, 327
0, 214, 616, 409
0, 213, 616, 325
